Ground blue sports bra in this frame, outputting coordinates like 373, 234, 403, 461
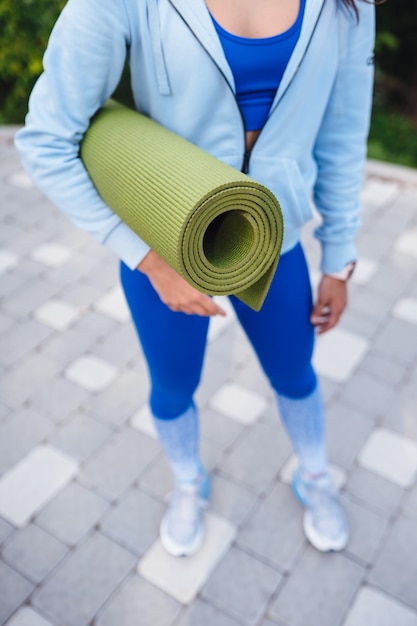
210, 0, 305, 131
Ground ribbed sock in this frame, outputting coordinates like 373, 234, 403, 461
152, 403, 202, 483
275, 383, 327, 476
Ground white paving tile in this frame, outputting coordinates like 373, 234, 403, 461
351, 258, 378, 285
209, 382, 267, 424
343, 586, 417, 626
358, 428, 417, 488
138, 512, 236, 604
7, 170, 36, 190
208, 297, 237, 342
65, 355, 117, 391
130, 404, 158, 439
0, 249, 18, 274
34, 299, 81, 331
361, 180, 399, 208
313, 327, 369, 383
0, 445, 78, 527
393, 298, 417, 325
5, 606, 54, 626
31, 243, 73, 267
394, 230, 417, 259
94, 285, 131, 323
279, 454, 347, 489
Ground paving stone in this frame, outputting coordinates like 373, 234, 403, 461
138, 513, 236, 604
219, 420, 292, 494
139, 453, 174, 500
0, 560, 34, 624
393, 298, 417, 325
36, 482, 109, 546
402, 482, 417, 522
29, 378, 90, 424
394, 229, 417, 258
0, 445, 78, 527
351, 257, 378, 285
175, 599, 242, 626
0, 249, 19, 274
33, 299, 81, 331
358, 351, 406, 386
78, 428, 159, 500
313, 327, 369, 383
100, 488, 164, 555
201, 547, 282, 626
231, 354, 272, 398
31, 243, 73, 267
195, 352, 235, 409
5, 606, 54, 626
349, 286, 393, 327
130, 403, 158, 439
61, 282, 103, 308
209, 383, 268, 425
207, 296, 237, 343
83, 365, 149, 427
358, 427, 417, 487
340, 308, 383, 340
92, 322, 140, 368
340, 372, 395, 420
372, 318, 417, 367
360, 179, 400, 208
2, 524, 68, 584
343, 498, 389, 565
39, 311, 116, 369
382, 379, 417, 442
200, 407, 246, 450
237, 482, 305, 571
356, 229, 394, 263
209, 473, 258, 527
368, 516, 417, 610
268, 548, 364, 626
48, 412, 112, 463
346, 466, 404, 518
96, 575, 181, 626
0, 408, 54, 474
0, 354, 59, 408
32, 532, 136, 626
0, 319, 52, 367
65, 354, 118, 392
0, 311, 14, 335
367, 258, 416, 303
343, 586, 417, 626
94, 284, 131, 322
0, 259, 42, 301
3, 276, 60, 320
0, 516, 14, 544
323, 402, 375, 470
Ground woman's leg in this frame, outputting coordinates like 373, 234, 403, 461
229, 243, 326, 475
229, 244, 348, 551
120, 262, 210, 555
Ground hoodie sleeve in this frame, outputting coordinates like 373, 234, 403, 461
14, 0, 150, 269
312, 1, 375, 275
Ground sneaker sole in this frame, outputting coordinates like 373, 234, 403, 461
303, 511, 349, 552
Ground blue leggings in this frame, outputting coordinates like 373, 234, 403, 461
120, 243, 317, 419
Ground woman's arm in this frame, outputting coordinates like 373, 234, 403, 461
15, 0, 150, 269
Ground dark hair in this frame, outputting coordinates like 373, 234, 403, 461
341, 0, 382, 20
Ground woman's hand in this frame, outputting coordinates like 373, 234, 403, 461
310, 275, 348, 334
138, 250, 226, 317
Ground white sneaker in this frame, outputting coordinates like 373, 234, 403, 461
160, 471, 210, 557
292, 468, 349, 552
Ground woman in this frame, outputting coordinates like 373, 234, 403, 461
15, 0, 375, 556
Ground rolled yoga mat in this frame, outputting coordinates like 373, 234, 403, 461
81, 101, 284, 311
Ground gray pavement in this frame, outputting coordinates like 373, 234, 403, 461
1, 127, 417, 626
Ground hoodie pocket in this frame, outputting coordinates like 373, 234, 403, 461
249, 156, 313, 230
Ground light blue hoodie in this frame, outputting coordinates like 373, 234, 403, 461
15, 0, 375, 274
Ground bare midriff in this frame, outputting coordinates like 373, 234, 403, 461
245, 129, 261, 152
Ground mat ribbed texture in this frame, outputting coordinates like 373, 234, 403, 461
81, 101, 284, 311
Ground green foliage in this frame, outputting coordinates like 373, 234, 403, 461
368, 105, 417, 168
0, 0, 66, 122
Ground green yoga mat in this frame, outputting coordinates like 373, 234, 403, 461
81, 101, 284, 311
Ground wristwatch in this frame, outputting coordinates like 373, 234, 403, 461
326, 261, 356, 282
